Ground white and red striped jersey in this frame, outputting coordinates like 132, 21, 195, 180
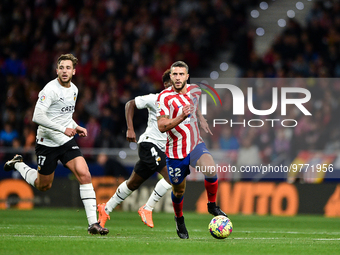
157, 84, 203, 159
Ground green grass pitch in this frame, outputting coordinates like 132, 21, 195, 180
0, 209, 339, 255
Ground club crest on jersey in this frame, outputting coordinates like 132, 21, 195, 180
74, 92, 76, 101
172, 177, 179, 183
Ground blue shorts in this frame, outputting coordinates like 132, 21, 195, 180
166, 143, 211, 184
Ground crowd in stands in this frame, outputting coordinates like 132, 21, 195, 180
1, 0, 339, 170
226, 0, 340, 165
0, 0, 257, 163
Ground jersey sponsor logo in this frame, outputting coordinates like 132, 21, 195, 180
61, 105, 75, 113
40, 95, 46, 102
72, 146, 79, 149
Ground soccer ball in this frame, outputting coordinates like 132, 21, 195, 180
208, 215, 233, 239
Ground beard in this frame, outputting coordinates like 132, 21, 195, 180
174, 81, 187, 92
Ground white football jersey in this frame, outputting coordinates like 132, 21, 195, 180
135, 93, 167, 152
34, 78, 78, 147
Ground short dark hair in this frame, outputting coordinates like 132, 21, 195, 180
170, 61, 189, 73
162, 69, 171, 83
57, 54, 78, 68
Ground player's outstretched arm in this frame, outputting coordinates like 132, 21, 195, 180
125, 99, 137, 142
157, 105, 191, 133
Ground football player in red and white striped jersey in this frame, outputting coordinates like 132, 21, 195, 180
157, 61, 227, 239
157, 79, 202, 159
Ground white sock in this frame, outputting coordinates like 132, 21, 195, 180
15, 162, 37, 187
145, 178, 172, 211
105, 181, 132, 215
79, 183, 97, 225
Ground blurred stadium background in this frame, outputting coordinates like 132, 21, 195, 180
1, 0, 340, 216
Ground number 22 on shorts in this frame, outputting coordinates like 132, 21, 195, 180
168, 167, 181, 177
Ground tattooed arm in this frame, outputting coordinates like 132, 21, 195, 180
157, 105, 191, 133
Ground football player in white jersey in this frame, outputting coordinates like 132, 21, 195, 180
97, 70, 173, 229
4, 54, 108, 235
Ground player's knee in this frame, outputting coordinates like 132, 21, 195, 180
36, 182, 52, 191
173, 189, 185, 198
204, 171, 216, 178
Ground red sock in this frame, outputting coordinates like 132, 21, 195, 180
171, 192, 184, 218
172, 201, 183, 218
204, 179, 218, 203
